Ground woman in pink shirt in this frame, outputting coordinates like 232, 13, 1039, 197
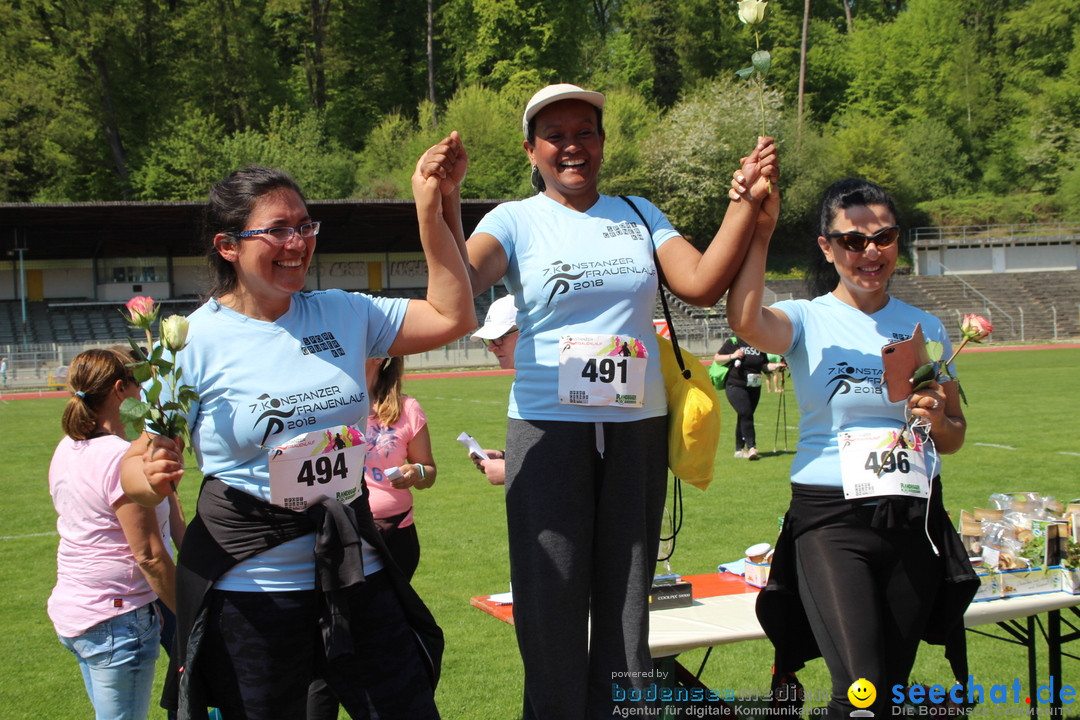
307, 356, 436, 719
48, 348, 176, 720
360, 356, 436, 579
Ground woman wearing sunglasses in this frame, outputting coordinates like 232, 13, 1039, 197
120, 163, 474, 719
725, 177, 975, 718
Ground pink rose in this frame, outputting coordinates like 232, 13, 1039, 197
125, 296, 158, 330
960, 313, 993, 342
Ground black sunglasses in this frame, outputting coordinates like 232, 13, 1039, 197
826, 225, 900, 253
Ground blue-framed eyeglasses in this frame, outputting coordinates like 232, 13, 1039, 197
233, 221, 321, 244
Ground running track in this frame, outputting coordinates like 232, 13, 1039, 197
3, 343, 1077, 400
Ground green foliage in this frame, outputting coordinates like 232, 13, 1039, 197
131, 109, 228, 201
892, 119, 975, 203
437, 86, 532, 200
442, 0, 585, 89
640, 77, 782, 245
0, 0, 1076, 224
595, 87, 660, 198
914, 193, 1059, 226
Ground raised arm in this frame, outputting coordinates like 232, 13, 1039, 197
389, 145, 478, 356
414, 132, 509, 297
655, 137, 777, 306
724, 168, 792, 356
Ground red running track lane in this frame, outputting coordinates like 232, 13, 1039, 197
2, 344, 1076, 399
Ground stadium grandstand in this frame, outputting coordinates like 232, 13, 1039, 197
2, 203, 1079, 392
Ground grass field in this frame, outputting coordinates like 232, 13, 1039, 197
1, 348, 1078, 719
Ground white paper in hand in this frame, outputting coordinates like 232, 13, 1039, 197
456, 431, 490, 460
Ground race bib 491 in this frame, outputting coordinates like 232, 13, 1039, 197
557, 334, 647, 408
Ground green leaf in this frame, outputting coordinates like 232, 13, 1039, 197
925, 341, 944, 363
145, 380, 162, 406
127, 337, 147, 361
120, 398, 150, 425
153, 358, 174, 374
957, 381, 968, 406
910, 361, 937, 391
751, 50, 771, 77
132, 363, 153, 383
735, 67, 755, 80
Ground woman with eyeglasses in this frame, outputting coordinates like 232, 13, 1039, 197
724, 176, 976, 718
48, 348, 177, 720
120, 163, 474, 719
419, 83, 776, 719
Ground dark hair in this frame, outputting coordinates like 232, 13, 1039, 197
526, 106, 605, 193
202, 166, 307, 299
806, 178, 901, 297
61, 348, 132, 440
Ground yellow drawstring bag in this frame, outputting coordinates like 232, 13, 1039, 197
656, 334, 722, 490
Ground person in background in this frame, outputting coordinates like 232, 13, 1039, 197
1, 356, 8, 387
469, 294, 520, 485
763, 353, 786, 392
307, 355, 437, 719
421, 83, 776, 718
713, 337, 786, 459
725, 174, 975, 718
48, 348, 176, 720
120, 159, 474, 719
473, 294, 519, 371
361, 356, 437, 577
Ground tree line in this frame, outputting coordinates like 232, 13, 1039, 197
2, 0, 1078, 262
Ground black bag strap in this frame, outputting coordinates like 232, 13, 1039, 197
619, 195, 690, 379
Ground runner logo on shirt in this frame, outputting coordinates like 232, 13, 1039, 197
543, 261, 587, 304
825, 362, 884, 403
249, 386, 366, 447
541, 257, 655, 306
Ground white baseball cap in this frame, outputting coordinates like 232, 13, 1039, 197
522, 83, 606, 138
472, 295, 519, 340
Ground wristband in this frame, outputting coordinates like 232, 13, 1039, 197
415, 463, 426, 482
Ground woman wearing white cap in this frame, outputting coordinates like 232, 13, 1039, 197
422, 84, 777, 719
473, 294, 520, 370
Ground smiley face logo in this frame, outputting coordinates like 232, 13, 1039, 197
848, 678, 876, 709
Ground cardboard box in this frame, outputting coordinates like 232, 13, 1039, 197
999, 566, 1062, 597
1055, 566, 1080, 595
649, 580, 693, 611
744, 560, 771, 589
972, 567, 1003, 602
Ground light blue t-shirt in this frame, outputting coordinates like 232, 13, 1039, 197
773, 293, 954, 488
475, 193, 680, 422
174, 290, 407, 590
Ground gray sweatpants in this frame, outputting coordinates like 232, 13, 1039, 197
505, 416, 668, 720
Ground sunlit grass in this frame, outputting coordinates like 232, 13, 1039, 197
1, 349, 1077, 719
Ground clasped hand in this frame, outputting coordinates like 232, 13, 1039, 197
415, 130, 469, 196
142, 434, 185, 497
